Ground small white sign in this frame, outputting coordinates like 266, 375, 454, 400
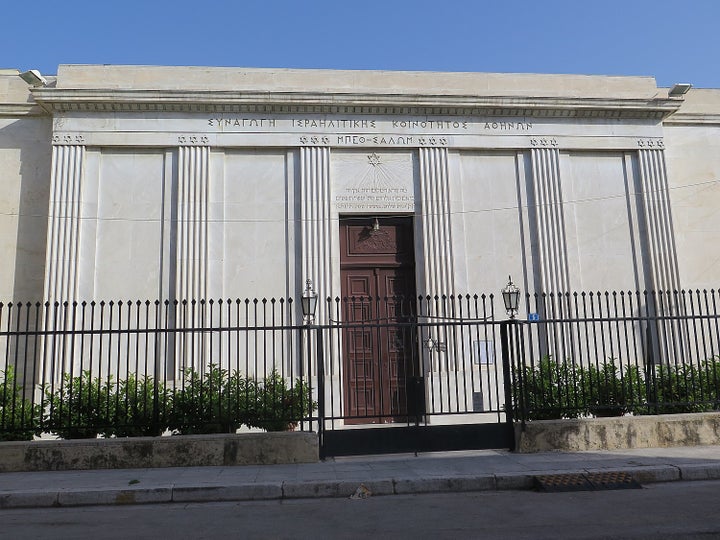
473, 340, 495, 365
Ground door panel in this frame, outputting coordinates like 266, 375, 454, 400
340, 217, 418, 423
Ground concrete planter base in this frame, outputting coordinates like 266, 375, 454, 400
515, 412, 720, 452
0, 432, 319, 472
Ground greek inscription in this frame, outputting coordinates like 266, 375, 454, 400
333, 135, 415, 146
208, 118, 277, 128
485, 122, 533, 131
372, 136, 413, 145
335, 187, 415, 210
338, 135, 367, 145
293, 119, 376, 129
392, 120, 468, 130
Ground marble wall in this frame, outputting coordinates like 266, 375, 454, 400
0, 115, 52, 300
61, 147, 296, 302
217, 149, 294, 300
561, 152, 642, 292
1, 67, 719, 307
664, 124, 720, 291
4, 139, 707, 305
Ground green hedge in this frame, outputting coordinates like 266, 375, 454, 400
0, 366, 40, 441
17, 365, 315, 440
513, 356, 720, 421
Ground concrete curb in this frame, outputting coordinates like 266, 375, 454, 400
3, 463, 720, 509
678, 463, 720, 481
172, 484, 282, 502
58, 487, 174, 507
0, 432, 318, 473
516, 413, 720, 453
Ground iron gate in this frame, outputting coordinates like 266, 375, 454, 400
314, 295, 517, 457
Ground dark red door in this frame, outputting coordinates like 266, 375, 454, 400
340, 217, 417, 423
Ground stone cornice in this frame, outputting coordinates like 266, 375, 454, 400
663, 113, 720, 126
0, 103, 50, 117
31, 88, 682, 120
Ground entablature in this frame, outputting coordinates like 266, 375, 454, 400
31, 88, 682, 120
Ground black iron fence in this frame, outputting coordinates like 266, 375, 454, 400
0, 289, 719, 446
0, 298, 314, 440
510, 289, 720, 421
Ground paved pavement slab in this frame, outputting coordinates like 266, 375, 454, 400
0, 445, 719, 508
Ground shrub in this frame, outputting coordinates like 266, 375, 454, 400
620, 364, 647, 413
643, 361, 716, 414
512, 356, 584, 420
168, 364, 256, 435
514, 355, 720, 421
110, 374, 170, 437
585, 359, 646, 417
0, 365, 40, 441
249, 369, 316, 432
42, 371, 116, 439
695, 357, 720, 409
513, 357, 649, 420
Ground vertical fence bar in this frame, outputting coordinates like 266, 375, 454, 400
500, 319, 515, 451
1, 303, 9, 431
316, 324, 326, 459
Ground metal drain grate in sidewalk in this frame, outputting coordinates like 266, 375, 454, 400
534, 471, 642, 492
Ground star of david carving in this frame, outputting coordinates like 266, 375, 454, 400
367, 153, 381, 166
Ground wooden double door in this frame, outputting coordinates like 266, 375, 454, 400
339, 216, 419, 423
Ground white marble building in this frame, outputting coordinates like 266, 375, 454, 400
2, 65, 720, 426
2, 65, 718, 309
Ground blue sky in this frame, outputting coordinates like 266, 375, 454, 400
3, 0, 719, 87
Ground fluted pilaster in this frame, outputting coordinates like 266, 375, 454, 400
638, 149, 680, 293
44, 145, 85, 303
530, 148, 570, 294
176, 146, 210, 301
42, 145, 86, 383
300, 147, 333, 322
419, 147, 454, 295
174, 146, 210, 373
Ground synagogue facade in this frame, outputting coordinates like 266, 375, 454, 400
2, 65, 719, 311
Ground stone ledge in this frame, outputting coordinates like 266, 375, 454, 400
0, 432, 318, 472
515, 412, 720, 452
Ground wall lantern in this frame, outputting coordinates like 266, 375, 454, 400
502, 276, 520, 319
301, 278, 318, 325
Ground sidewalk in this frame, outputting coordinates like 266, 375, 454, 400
2, 445, 720, 508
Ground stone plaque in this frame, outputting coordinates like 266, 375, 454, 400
331, 150, 415, 214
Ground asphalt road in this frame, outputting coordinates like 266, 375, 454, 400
4, 480, 720, 539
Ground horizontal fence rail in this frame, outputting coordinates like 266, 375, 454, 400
0, 289, 718, 445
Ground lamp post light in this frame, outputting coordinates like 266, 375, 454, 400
301, 278, 318, 326
300, 278, 325, 456
500, 275, 521, 451
502, 275, 520, 320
